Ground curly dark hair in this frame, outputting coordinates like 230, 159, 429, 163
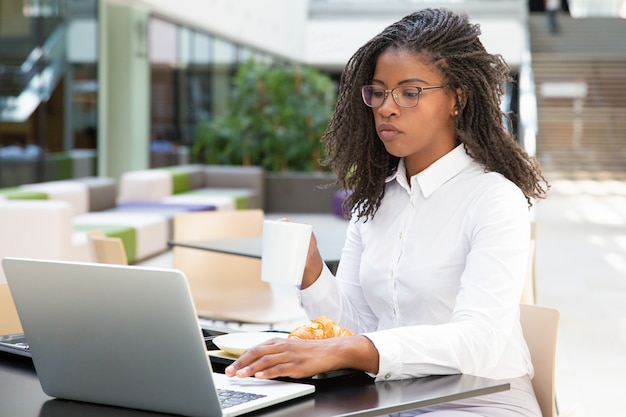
321, 8, 548, 220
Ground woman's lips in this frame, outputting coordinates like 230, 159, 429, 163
377, 123, 401, 141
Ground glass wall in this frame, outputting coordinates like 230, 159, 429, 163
0, 0, 98, 186
0, 1, 288, 183
148, 15, 279, 167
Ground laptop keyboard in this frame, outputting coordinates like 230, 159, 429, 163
218, 389, 266, 409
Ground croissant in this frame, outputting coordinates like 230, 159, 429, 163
288, 316, 354, 340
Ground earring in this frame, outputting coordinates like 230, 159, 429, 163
453, 109, 459, 116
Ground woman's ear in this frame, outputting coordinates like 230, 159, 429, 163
456, 87, 468, 109
451, 86, 467, 117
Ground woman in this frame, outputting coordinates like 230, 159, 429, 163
226, 8, 548, 416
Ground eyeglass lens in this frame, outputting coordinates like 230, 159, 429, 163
362, 85, 423, 108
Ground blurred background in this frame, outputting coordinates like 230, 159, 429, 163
1, 1, 625, 416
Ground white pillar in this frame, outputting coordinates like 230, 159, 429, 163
98, 0, 150, 182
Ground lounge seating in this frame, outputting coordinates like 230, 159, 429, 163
0, 164, 265, 268
118, 164, 264, 209
19, 180, 90, 215
0, 177, 117, 216
73, 212, 169, 264
0, 200, 88, 283
73, 176, 118, 212
117, 169, 172, 203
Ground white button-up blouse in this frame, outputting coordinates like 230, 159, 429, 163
298, 145, 534, 381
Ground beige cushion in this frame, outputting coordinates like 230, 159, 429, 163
118, 169, 172, 203
20, 180, 90, 215
0, 200, 87, 283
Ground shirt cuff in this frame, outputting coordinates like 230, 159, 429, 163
363, 331, 403, 381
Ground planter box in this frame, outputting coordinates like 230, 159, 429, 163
264, 171, 340, 214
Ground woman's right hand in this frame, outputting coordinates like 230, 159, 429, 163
301, 232, 324, 289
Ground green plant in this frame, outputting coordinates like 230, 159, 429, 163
193, 59, 335, 172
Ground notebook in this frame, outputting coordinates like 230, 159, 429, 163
2, 257, 314, 417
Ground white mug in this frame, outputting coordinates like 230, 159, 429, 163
261, 220, 312, 285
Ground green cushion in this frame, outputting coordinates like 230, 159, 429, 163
74, 225, 137, 263
49, 152, 73, 180
164, 168, 189, 194
0, 188, 49, 200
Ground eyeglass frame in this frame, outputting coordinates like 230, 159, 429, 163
361, 84, 449, 108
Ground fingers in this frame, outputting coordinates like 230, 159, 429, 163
237, 353, 291, 380
224, 338, 286, 378
224, 338, 325, 380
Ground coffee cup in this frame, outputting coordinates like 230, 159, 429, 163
261, 220, 312, 285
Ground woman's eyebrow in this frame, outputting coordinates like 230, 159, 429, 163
371, 78, 429, 85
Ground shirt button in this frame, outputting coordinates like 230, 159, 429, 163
385, 373, 392, 379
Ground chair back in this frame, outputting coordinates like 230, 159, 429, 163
88, 231, 128, 265
520, 304, 560, 417
0, 283, 23, 335
173, 210, 279, 323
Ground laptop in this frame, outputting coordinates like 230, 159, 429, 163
2, 257, 314, 417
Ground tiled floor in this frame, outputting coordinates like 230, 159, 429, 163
535, 178, 626, 417
142, 183, 626, 416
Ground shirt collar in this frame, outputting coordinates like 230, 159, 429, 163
385, 145, 474, 198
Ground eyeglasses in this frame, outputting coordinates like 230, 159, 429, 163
361, 85, 448, 108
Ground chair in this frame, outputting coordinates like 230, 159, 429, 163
172, 209, 306, 327
520, 304, 560, 417
0, 283, 23, 335
88, 230, 128, 265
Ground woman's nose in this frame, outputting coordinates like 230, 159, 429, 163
377, 94, 399, 117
